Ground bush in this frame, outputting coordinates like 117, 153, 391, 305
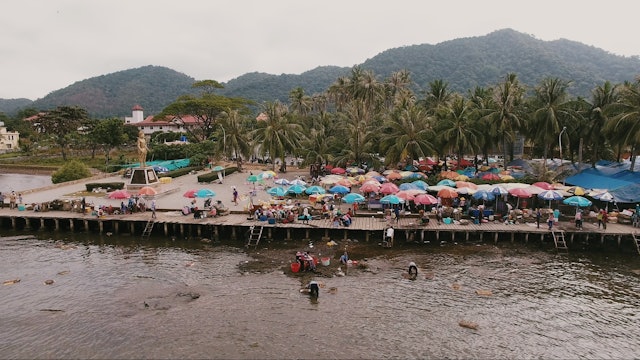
163, 165, 203, 178
86, 182, 125, 192
197, 167, 238, 183
51, 160, 92, 184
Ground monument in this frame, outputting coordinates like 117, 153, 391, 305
126, 131, 159, 190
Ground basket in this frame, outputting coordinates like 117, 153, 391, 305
321, 257, 331, 266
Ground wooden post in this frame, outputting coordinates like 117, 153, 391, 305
54, 219, 59, 230
99, 221, 103, 233
69, 219, 74, 231
84, 220, 89, 232
114, 221, 119, 234
164, 223, 168, 236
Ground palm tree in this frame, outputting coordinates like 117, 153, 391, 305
482, 73, 525, 168
289, 87, 313, 118
250, 101, 305, 171
331, 100, 377, 167
437, 96, 480, 168
220, 110, 252, 170
606, 78, 640, 171
583, 81, 619, 167
379, 103, 435, 168
529, 77, 578, 170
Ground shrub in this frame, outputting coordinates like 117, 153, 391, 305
85, 182, 125, 192
51, 160, 92, 184
197, 167, 238, 183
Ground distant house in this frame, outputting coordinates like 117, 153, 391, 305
0, 121, 20, 152
123, 104, 198, 136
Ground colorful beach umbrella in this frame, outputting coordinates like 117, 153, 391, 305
267, 186, 287, 197
379, 182, 400, 194
563, 195, 592, 208
183, 189, 198, 198
437, 179, 456, 187
411, 180, 429, 190
329, 185, 350, 194
380, 194, 404, 205
195, 188, 216, 198
287, 184, 307, 195
342, 193, 366, 204
108, 189, 131, 199
413, 194, 438, 205
138, 186, 157, 196
305, 185, 326, 195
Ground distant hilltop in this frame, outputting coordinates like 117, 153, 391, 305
2, 28, 639, 118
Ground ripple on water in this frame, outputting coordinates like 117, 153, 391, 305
1, 237, 640, 359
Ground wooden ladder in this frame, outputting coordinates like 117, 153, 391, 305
552, 230, 568, 252
633, 232, 640, 255
141, 219, 155, 239
245, 225, 263, 247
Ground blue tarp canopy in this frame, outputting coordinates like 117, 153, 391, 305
564, 168, 639, 190
610, 184, 640, 203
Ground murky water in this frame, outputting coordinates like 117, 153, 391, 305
0, 173, 52, 193
1, 231, 640, 359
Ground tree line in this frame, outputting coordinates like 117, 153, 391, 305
2, 67, 640, 176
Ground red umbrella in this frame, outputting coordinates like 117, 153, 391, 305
108, 189, 131, 199
455, 181, 478, 190
386, 172, 403, 181
396, 190, 417, 201
437, 187, 459, 199
331, 167, 346, 175
183, 189, 198, 198
379, 182, 399, 194
482, 173, 501, 181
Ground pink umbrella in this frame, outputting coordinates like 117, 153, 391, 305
414, 194, 438, 205
138, 186, 158, 196
455, 181, 478, 190
396, 190, 417, 201
108, 189, 131, 199
331, 167, 346, 175
481, 173, 501, 181
532, 182, 553, 190
379, 182, 400, 194
359, 182, 380, 193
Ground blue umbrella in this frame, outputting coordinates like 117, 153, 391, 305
538, 190, 564, 208
399, 183, 419, 191
411, 180, 429, 190
380, 194, 404, 205
267, 186, 287, 197
329, 185, 350, 194
194, 188, 216, 198
490, 185, 508, 196
286, 184, 307, 195
305, 185, 326, 195
437, 179, 456, 187
472, 190, 495, 202
563, 195, 592, 208
342, 193, 366, 204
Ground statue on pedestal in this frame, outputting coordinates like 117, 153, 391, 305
137, 131, 149, 168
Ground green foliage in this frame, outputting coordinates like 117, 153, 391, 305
51, 160, 92, 184
163, 165, 203, 178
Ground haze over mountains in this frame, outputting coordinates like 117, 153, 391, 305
2, 29, 639, 118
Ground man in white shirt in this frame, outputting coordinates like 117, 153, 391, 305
384, 226, 394, 247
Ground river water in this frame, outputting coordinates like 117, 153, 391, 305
1, 230, 640, 359
0, 173, 52, 193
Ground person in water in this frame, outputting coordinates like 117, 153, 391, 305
408, 261, 418, 280
307, 280, 319, 297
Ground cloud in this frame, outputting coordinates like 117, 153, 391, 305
1, 0, 639, 99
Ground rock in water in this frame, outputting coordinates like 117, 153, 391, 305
3, 279, 20, 285
459, 320, 478, 330
44, 279, 55, 285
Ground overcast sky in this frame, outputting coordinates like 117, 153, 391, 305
2, 0, 639, 100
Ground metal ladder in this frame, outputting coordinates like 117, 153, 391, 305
245, 225, 263, 247
552, 230, 568, 252
141, 219, 155, 239
633, 232, 640, 255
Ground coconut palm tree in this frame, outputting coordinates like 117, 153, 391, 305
583, 81, 619, 167
482, 73, 525, 168
220, 110, 252, 170
606, 77, 640, 171
529, 77, 579, 170
250, 101, 305, 171
437, 95, 480, 168
379, 102, 435, 168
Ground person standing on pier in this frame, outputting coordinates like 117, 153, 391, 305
547, 213, 554, 230
0, 192, 4, 209
151, 199, 157, 219
535, 208, 541, 228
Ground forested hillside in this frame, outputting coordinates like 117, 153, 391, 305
2, 29, 639, 118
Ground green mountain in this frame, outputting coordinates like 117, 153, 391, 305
2, 29, 639, 118
30, 65, 197, 118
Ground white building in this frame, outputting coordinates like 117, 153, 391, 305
123, 104, 195, 136
0, 121, 19, 152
